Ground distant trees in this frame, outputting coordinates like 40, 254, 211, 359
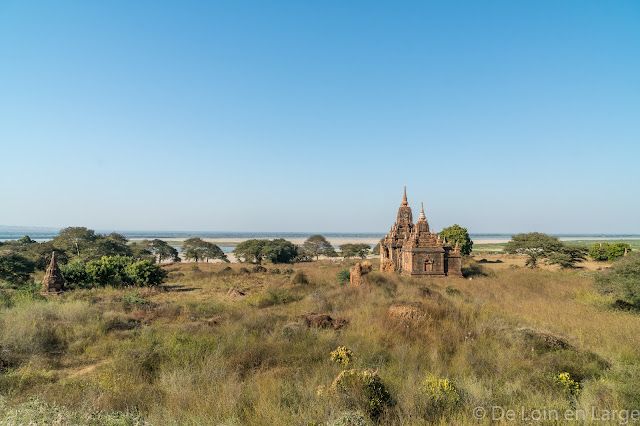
439, 225, 473, 256
303, 235, 336, 260
233, 239, 267, 263
505, 232, 586, 269
141, 239, 180, 263
53, 227, 97, 257
262, 239, 298, 263
371, 242, 381, 256
340, 243, 371, 259
233, 239, 298, 264
182, 238, 228, 263
589, 242, 632, 262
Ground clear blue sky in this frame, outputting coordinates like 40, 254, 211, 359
1, 1, 638, 234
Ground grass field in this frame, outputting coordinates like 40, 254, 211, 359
1, 256, 639, 424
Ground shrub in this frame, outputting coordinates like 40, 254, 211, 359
329, 369, 393, 420
290, 271, 309, 285
551, 372, 581, 397
595, 253, 640, 308
461, 258, 488, 277
249, 289, 296, 308
125, 260, 167, 287
337, 269, 351, 284
0, 252, 35, 285
331, 411, 370, 426
330, 346, 356, 367
423, 376, 461, 416
590, 242, 632, 262
445, 286, 461, 296
60, 261, 88, 286
123, 290, 150, 306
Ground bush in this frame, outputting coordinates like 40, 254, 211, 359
595, 253, 640, 308
331, 411, 370, 426
63, 256, 166, 288
590, 242, 632, 262
337, 269, 351, 284
290, 271, 309, 285
60, 261, 88, 286
330, 346, 355, 367
550, 372, 580, 397
0, 252, 35, 285
328, 369, 393, 420
123, 290, 150, 306
249, 289, 296, 308
423, 376, 461, 417
124, 260, 167, 287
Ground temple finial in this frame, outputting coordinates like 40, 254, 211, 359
419, 202, 426, 220
401, 186, 408, 206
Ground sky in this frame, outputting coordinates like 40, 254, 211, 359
1, 1, 639, 234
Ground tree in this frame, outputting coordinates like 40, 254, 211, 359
0, 252, 36, 284
546, 245, 588, 269
439, 225, 473, 256
23, 241, 70, 270
589, 242, 632, 262
233, 239, 268, 263
303, 235, 335, 260
504, 233, 585, 269
18, 235, 36, 245
143, 239, 180, 263
129, 241, 156, 262
262, 239, 298, 264
340, 243, 371, 259
53, 227, 97, 257
203, 242, 229, 263
83, 234, 132, 261
182, 237, 208, 262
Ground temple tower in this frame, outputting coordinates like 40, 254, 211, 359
42, 251, 65, 292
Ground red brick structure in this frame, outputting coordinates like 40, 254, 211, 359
380, 188, 462, 277
42, 251, 65, 292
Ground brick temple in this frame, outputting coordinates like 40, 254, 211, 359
380, 187, 462, 277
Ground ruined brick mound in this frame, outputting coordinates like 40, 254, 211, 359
518, 328, 570, 350
302, 312, 348, 330
380, 259, 395, 272
227, 287, 246, 297
350, 261, 372, 286
388, 303, 425, 321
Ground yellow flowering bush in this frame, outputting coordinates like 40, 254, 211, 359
322, 368, 393, 420
330, 346, 355, 366
423, 375, 461, 415
552, 372, 581, 397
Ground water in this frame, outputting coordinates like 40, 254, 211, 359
2, 230, 640, 253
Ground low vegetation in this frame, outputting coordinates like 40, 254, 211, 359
1, 253, 639, 424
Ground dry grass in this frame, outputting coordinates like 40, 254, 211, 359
1, 256, 639, 424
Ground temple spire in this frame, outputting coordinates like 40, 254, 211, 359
401, 186, 408, 206
419, 202, 426, 220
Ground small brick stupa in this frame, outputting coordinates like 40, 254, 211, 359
42, 251, 65, 292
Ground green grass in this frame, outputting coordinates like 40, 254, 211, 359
1, 259, 640, 424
